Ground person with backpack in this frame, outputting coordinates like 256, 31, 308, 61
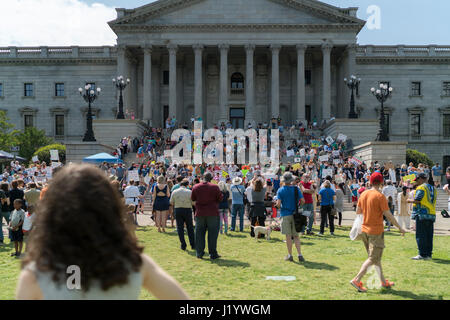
275, 172, 305, 262
218, 182, 230, 235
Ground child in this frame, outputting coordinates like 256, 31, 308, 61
22, 205, 35, 250
8, 199, 25, 257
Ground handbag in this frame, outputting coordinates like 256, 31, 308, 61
330, 206, 337, 217
293, 187, 307, 232
234, 185, 249, 205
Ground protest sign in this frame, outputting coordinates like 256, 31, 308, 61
50, 150, 59, 161
311, 141, 320, 148
349, 156, 363, 166
337, 134, 347, 142
128, 170, 139, 182
294, 157, 301, 163
326, 136, 334, 145
292, 163, 302, 171
286, 149, 295, 157
144, 175, 151, 185
299, 149, 305, 157
322, 168, 334, 178
319, 155, 329, 163
32, 156, 39, 163
333, 159, 341, 165
403, 174, 416, 182
332, 150, 340, 157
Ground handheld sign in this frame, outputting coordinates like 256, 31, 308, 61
326, 136, 334, 145
337, 134, 347, 142
294, 157, 301, 163
286, 149, 295, 158
319, 155, 329, 163
50, 150, 59, 162
128, 170, 139, 182
32, 156, 39, 163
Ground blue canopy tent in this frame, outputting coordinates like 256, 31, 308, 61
83, 153, 123, 164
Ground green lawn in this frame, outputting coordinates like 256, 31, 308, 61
1, 226, 449, 300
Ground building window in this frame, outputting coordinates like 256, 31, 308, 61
24, 83, 34, 97
410, 114, 421, 136
24, 114, 34, 128
231, 73, 244, 95
443, 114, 450, 138
86, 83, 96, 92
163, 71, 169, 85
55, 83, 65, 97
305, 70, 312, 85
411, 82, 421, 96
55, 115, 65, 136
0, 83, 3, 97
443, 82, 450, 96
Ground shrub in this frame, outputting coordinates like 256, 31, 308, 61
406, 149, 433, 167
33, 144, 66, 164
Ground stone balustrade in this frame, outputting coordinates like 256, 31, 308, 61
0, 46, 117, 59
357, 45, 450, 57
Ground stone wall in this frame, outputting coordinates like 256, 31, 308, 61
93, 119, 147, 148
65, 142, 116, 163
351, 141, 407, 167
323, 119, 379, 147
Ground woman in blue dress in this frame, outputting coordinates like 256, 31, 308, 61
152, 176, 170, 233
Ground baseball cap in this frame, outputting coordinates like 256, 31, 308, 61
413, 173, 428, 181
369, 172, 384, 184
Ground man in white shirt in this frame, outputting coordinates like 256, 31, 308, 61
170, 179, 195, 251
123, 180, 142, 226
382, 180, 398, 231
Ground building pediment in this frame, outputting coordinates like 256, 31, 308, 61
109, 0, 365, 32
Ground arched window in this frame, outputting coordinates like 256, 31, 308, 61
231, 73, 244, 95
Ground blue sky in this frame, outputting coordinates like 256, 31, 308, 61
1, 0, 449, 46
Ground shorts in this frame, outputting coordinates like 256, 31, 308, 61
11, 227, 24, 242
360, 232, 385, 264
433, 176, 441, 183
281, 215, 298, 237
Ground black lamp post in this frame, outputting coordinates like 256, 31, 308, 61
344, 75, 361, 119
371, 83, 393, 142
79, 84, 101, 142
113, 76, 130, 119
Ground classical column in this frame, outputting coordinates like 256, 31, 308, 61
322, 42, 333, 120
219, 44, 230, 123
142, 46, 152, 124
168, 44, 178, 119
296, 44, 307, 123
270, 44, 281, 119
245, 44, 255, 125
193, 44, 204, 119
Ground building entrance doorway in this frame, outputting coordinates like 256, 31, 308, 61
305, 105, 311, 124
230, 108, 245, 129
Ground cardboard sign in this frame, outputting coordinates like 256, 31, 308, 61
337, 134, 347, 142
144, 175, 151, 185
326, 136, 334, 145
322, 168, 334, 178
319, 155, 329, 163
286, 149, 295, 158
311, 140, 320, 148
32, 156, 39, 163
402, 174, 416, 182
333, 159, 341, 165
128, 170, 139, 182
332, 150, 340, 157
299, 149, 305, 157
349, 156, 363, 166
50, 150, 59, 161
292, 163, 302, 171
294, 157, 301, 163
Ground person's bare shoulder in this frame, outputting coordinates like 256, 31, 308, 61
16, 268, 43, 300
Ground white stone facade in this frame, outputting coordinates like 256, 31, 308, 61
0, 0, 450, 165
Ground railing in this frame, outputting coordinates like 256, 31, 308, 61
0, 46, 117, 59
357, 45, 450, 57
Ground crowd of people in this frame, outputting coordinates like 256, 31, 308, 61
1, 121, 448, 298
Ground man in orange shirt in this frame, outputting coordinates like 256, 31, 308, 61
350, 172, 407, 293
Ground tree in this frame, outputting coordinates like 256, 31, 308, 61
406, 149, 433, 168
33, 144, 66, 164
18, 127, 54, 161
0, 110, 20, 151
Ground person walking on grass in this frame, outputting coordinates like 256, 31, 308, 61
350, 172, 407, 293
170, 179, 195, 252
318, 180, 336, 236
408, 173, 437, 260
230, 177, 246, 232
275, 172, 306, 263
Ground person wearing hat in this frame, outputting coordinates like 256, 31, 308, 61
407, 172, 437, 260
350, 172, 406, 293
230, 177, 246, 232
275, 172, 306, 262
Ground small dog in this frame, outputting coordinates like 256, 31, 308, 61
251, 226, 272, 240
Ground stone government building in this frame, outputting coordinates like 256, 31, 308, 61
1, 0, 450, 165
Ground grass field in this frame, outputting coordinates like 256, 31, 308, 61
1, 225, 449, 300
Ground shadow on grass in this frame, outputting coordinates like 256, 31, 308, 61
295, 260, 339, 270
225, 233, 247, 239
186, 251, 250, 268
430, 258, 450, 265
380, 289, 441, 300
0, 242, 14, 253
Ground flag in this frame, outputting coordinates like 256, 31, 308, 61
222, 170, 229, 178
242, 169, 249, 178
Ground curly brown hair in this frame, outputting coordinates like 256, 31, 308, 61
22, 164, 143, 292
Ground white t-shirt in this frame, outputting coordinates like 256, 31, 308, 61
123, 186, 141, 205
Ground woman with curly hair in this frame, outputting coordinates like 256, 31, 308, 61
16, 164, 189, 300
